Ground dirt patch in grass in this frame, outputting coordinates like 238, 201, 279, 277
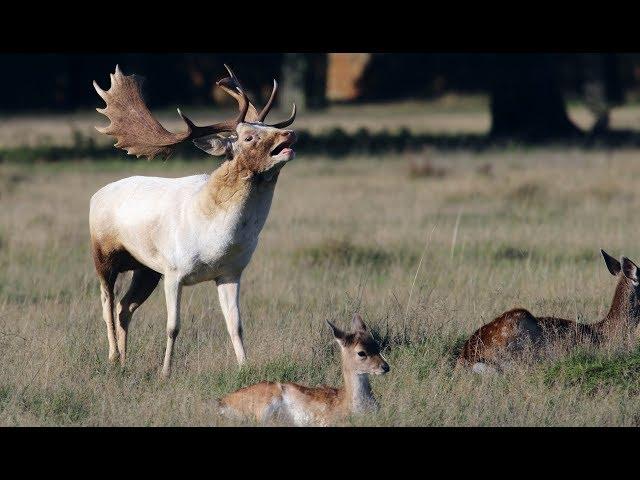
464, 243, 599, 265
407, 153, 449, 179
505, 182, 548, 204
0, 172, 29, 199
293, 239, 417, 270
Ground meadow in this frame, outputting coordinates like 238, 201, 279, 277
3, 100, 640, 426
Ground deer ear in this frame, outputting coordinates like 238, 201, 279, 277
601, 249, 621, 276
326, 320, 346, 342
621, 257, 639, 284
193, 135, 232, 157
351, 313, 367, 332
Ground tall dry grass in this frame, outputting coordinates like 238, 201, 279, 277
2, 148, 640, 425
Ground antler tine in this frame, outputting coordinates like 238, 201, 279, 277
257, 79, 278, 122
234, 83, 250, 125
222, 64, 250, 125
216, 64, 258, 123
224, 64, 238, 83
93, 80, 108, 102
177, 98, 247, 138
267, 103, 296, 129
216, 65, 295, 129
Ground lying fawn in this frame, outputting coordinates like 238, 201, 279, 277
458, 250, 640, 373
90, 65, 296, 376
216, 314, 390, 426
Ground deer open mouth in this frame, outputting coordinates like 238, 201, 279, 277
270, 140, 295, 157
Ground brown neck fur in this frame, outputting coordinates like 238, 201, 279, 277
596, 276, 639, 337
197, 157, 279, 216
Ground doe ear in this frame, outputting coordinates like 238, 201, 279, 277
351, 313, 367, 332
193, 135, 231, 157
621, 257, 639, 284
601, 249, 622, 276
326, 320, 346, 342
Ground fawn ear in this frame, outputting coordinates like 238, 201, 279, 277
621, 257, 639, 285
601, 249, 621, 276
326, 320, 346, 342
351, 313, 367, 332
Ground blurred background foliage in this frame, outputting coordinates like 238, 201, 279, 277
2, 53, 640, 143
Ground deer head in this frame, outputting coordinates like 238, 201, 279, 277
93, 64, 297, 170
327, 314, 390, 375
601, 249, 640, 328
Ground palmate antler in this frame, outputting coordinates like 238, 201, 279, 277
94, 65, 250, 160
216, 65, 296, 127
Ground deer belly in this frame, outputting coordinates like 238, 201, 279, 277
179, 241, 257, 285
281, 391, 317, 426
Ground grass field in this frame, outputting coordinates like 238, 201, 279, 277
3, 151, 640, 426
3, 103, 640, 425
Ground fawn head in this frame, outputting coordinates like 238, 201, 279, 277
327, 314, 390, 375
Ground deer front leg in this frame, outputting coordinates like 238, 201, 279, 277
216, 276, 246, 366
161, 273, 182, 378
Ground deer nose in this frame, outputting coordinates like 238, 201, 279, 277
381, 362, 390, 373
283, 130, 297, 143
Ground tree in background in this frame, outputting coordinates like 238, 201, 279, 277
582, 53, 623, 134
280, 53, 327, 111
487, 54, 582, 140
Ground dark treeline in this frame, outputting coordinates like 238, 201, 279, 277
358, 53, 635, 101
4, 53, 640, 112
3, 53, 640, 142
1, 53, 283, 112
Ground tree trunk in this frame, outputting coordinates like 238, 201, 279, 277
281, 53, 327, 111
489, 54, 582, 140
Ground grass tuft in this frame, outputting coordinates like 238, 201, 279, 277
544, 347, 640, 395
19, 388, 92, 424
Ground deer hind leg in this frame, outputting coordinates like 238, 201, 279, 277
92, 238, 120, 363
115, 267, 161, 365
98, 274, 118, 363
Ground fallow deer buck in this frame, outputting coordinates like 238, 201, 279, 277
458, 250, 640, 373
216, 314, 390, 426
90, 65, 297, 377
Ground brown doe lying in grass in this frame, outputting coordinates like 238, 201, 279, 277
458, 250, 640, 373
216, 314, 390, 426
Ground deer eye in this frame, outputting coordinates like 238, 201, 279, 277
244, 136, 253, 142
357, 351, 367, 357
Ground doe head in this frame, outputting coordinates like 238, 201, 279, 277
602, 249, 639, 287
602, 249, 640, 319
